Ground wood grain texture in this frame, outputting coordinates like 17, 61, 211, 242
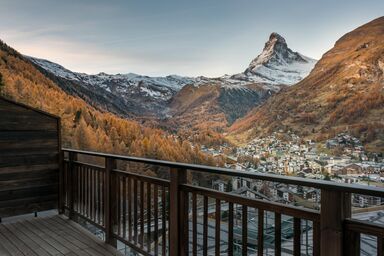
0, 97, 60, 218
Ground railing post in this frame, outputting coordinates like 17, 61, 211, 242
58, 150, 65, 214
105, 157, 117, 247
169, 168, 188, 256
320, 189, 351, 256
68, 152, 77, 220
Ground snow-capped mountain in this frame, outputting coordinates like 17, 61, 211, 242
231, 33, 316, 85
29, 57, 194, 99
27, 32, 316, 121
28, 57, 196, 117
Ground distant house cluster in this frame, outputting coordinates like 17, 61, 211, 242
202, 131, 384, 209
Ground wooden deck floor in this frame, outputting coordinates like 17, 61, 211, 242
0, 215, 123, 256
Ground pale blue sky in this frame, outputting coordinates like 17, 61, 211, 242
1, 0, 383, 76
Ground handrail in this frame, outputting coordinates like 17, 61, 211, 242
62, 148, 384, 197
345, 218, 384, 237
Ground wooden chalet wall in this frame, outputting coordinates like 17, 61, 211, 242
0, 97, 60, 218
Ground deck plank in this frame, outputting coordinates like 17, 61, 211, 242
26, 219, 74, 254
17, 220, 63, 255
52, 216, 120, 255
0, 231, 17, 256
0, 215, 122, 256
6, 222, 50, 256
0, 223, 39, 256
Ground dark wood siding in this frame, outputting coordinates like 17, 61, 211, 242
0, 97, 60, 218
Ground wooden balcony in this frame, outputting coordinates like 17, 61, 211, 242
59, 148, 384, 256
0, 96, 383, 255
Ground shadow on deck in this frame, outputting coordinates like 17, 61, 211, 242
0, 214, 122, 256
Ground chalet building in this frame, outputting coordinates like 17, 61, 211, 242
212, 179, 227, 192
232, 187, 270, 200
353, 195, 383, 208
275, 186, 295, 203
336, 163, 363, 175
303, 189, 320, 202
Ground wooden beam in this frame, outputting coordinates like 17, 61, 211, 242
320, 190, 351, 256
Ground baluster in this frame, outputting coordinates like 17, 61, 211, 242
162, 186, 167, 256
147, 183, 151, 252
68, 152, 77, 220
82, 166, 85, 216
86, 167, 90, 217
228, 202, 234, 256
215, 199, 221, 256
275, 212, 281, 256
378, 237, 383, 256
128, 177, 132, 241
192, 193, 197, 256
90, 167, 94, 221
242, 205, 248, 255
59, 150, 65, 214
313, 220, 320, 256
154, 184, 159, 255
123, 176, 127, 239
140, 181, 145, 247
294, 218, 301, 256
98, 170, 102, 224
134, 178, 138, 244
105, 157, 117, 246
344, 230, 360, 256
258, 209, 264, 256
203, 196, 208, 256
117, 175, 121, 237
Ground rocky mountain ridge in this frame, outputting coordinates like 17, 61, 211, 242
27, 33, 316, 131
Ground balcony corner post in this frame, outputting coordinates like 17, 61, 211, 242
320, 189, 351, 256
105, 156, 117, 247
169, 167, 188, 256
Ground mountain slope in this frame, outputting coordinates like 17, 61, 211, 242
166, 33, 315, 133
229, 17, 384, 151
28, 57, 195, 118
166, 83, 272, 133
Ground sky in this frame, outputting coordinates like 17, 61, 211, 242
0, 0, 383, 77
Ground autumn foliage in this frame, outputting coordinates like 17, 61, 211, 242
0, 40, 219, 166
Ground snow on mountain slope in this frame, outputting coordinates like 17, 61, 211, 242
28, 33, 315, 95
27, 33, 316, 121
28, 57, 195, 99
231, 33, 316, 85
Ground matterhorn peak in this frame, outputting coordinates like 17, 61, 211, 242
231, 32, 317, 86
248, 33, 293, 68
268, 32, 287, 45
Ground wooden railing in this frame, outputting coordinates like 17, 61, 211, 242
61, 148, 384, 256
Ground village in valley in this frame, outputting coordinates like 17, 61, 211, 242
201, 132, 384, 209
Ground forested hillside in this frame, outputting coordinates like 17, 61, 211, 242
0, 40, 221, 166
